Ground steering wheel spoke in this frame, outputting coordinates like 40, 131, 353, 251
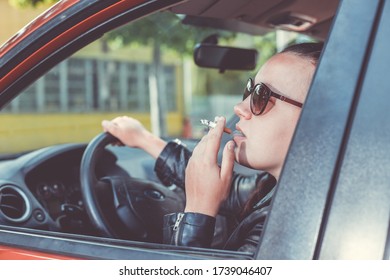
94, 178, 112, 195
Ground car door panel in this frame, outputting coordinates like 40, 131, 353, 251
256, 0, 384, 260
318, 0, 390, 259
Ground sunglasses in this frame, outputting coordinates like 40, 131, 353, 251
243, 78, 303, 115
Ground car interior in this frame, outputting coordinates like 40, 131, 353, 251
1, 0, 358, 260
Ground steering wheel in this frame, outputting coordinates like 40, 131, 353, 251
80, 132, 184, 242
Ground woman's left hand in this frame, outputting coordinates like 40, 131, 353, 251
184, 117, 235, 217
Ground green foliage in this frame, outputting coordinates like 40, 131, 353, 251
8, 0, 57, 8
105, 12, 234, 56
9, 0, 278, 99
253, 32, 277, 66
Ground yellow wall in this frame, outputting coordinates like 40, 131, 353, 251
0, 1, 186, 154
0, 112, 183, 153
0, 0, 50, 45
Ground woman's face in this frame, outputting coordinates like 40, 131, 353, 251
233, 52, 316, 180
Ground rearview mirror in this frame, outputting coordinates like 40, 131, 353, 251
194, 44, 258, 72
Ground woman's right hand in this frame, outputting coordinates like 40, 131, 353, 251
102, 115, 152, 149
184, 117, 235, 217
101, 116, 167, 158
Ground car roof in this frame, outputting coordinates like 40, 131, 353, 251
171, 0, 340, 39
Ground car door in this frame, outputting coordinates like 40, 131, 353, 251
256, 0, 390, 260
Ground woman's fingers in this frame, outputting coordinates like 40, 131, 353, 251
220, 140, 235, 183
192, 116, 227, 163
201, 116, 226, 163
101, 120, 118, 134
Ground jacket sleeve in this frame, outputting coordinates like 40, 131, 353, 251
163, 207, 270, 253
163, 212, 216, 248
154, 140, 191, 189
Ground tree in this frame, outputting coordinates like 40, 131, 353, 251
9, 0, 218, 136
9, 0, 277, 136
106, 12, 221, 136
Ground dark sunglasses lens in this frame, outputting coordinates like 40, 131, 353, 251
243, 79, 253, 101
251, 84, 268, 115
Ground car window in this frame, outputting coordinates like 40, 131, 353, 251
0, 11, 309, 156
0, 8, 318, 253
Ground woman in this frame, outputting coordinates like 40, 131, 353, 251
102, 42, 323, 253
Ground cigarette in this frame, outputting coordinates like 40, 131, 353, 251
200, 119, 232, 134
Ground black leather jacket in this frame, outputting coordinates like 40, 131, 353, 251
154, 140, 276, 254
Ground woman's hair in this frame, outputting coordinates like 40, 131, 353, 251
281, 41, 323, 65
240, 42, 324, 219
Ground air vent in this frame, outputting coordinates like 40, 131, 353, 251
0, 185, 31, 223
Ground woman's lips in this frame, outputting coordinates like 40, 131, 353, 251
233, 130, 246, 143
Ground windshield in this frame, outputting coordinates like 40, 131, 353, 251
0, 11, 300, 156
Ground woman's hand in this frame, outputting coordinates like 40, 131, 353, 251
102, 116, 147, 147
184, 117, 235, 217
101, 116, 166, 158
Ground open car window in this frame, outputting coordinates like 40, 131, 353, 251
0, 11, 286, 157
0, 8, 311, 258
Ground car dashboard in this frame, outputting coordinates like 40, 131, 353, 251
0, 142, 162, 237
24, 145, 92, 234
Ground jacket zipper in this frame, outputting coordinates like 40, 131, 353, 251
173, 213, 184, 245
173, 213, 184, 231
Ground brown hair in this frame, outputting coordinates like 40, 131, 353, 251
281, 41, 323, 65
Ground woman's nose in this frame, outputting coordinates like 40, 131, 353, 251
234, 97, 251, 119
